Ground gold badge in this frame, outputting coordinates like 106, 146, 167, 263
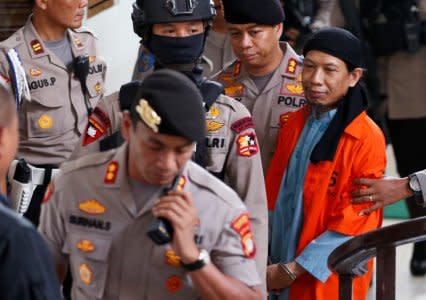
73, 38, 83, 48
136, 99, 161, 132
165, 250, 181, 267
206, 120, 224, 132
95, 82, 102, 94
104, 161, 119, 184
29, 68, 42, 77
78, 199, 106, 215
89, 56, 96, 63
38, 115, 53, 129
207, 106, 220, 119
77, 240, 95, 253
79, 263, 93, 285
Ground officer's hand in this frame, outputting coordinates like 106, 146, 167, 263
152, 190, 199, 263
266, 264, 293, 292
351, 176, 412, 216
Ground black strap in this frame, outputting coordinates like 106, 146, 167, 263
99, 131, 125, 152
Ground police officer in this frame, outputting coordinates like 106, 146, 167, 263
0, 0, 106, 224
72, 0, 268, 290
217, 0, 307, 171
0, 81, 62, 300
39, 70, 262, 300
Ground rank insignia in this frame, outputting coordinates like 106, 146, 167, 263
177, 176, 186, 191
95, 82, 102, 94
82, 117, 106, 146
29, 68, 42, 77
231, 213, 256, 258
206, 106, 220, 119
236, 133, 259, 157
38, 114, 53, 129
206, 120, 224, 132
136, 99, 161, 132
79, 199, 107, 215
231, 117, 254, 134
73, 38, 83, 48
224, 83, 244, 98
77, 239, 95, 253
79, 263, 93, 285
42, 183, 54, 203
165, 250, 181, 267
217, 73, 234, 84
30, 40, 44, 55
166, 275, 183, 293
137, 50, 155, 73
285, 58, 297, 74
104, 161, 119, 184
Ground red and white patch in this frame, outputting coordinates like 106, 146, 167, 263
231, 213, 256, 259
82, 117, 106, 146
236, 133, 259, 157
231, 117, 255, 134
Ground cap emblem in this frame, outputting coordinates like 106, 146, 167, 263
136, 99, 161, 132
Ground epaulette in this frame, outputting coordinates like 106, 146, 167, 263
72, 26, 96, 37
0, 29, 25, 50
186, 161, 244, 209
215, 93, 238, 111
59, 149, 115, 176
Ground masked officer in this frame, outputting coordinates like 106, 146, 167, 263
0, 0, 107, 225
216, 0, 306, 171
39, 69, 262, 300
71, 0, 268, 291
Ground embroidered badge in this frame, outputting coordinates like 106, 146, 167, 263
104, 161, 119, 184
206, 106, 220, 119
82, 117, 106, 146
206, 120, 224, 132
93, 107, 112, 128
30, 40, 44, 55
79, 263, 93, 285
78, 199, 107, 215
224, 83, 244, 98
165, 250, 181, 267
137, 50, 155, 73
166, 275, 183, 293
236, 133, 259, 157
77, 240, 95, 253
42, 183, 54, 203
279, 112, 292, 127
285, 58, 297, 74
94, 82, 102, 94
231, 117, 254, 134
29, 68, 42, 77
231, 213, 256, 258
37, 114, 53, 129
136, 99, 161, 132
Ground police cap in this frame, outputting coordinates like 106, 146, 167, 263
122, 69, 206, 142
222, 0, 285, 25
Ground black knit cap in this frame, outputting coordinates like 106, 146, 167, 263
303, 27, 363, 68
121, 69, 206, 142
222, 0, 285, 25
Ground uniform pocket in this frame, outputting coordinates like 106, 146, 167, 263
65, 232, 112, 299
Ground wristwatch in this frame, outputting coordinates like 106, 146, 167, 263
408, 173, 422, 197
181, 249, 211, 271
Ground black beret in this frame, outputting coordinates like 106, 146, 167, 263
222, 0, 285, 25
121, 69, 206, 142
303, 27, 363, 68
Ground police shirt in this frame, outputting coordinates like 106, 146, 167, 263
39, 144, 261, 300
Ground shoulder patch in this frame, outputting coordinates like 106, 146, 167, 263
231, 117, 254, 133
136, 49, 155, 73
236, 132, 259, 157
231, 213, 256, 259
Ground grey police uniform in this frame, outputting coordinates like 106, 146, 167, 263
215, 43, 306, 171
39, 144, 261, 300
0, 17, 107, 166
203, 31, 236, 78
72, 61, 269, 290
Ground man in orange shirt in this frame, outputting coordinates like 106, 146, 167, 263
265, 28, 386, 300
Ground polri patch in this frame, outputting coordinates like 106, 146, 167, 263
82, 117, 106, 146
231, 213, 256, 258
236, 133, 258, 157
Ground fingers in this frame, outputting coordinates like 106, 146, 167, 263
358, 202, 384, 216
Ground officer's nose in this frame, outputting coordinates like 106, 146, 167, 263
240, 33, 253, 49
157, 150, 178, 173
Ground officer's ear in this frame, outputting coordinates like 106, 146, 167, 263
274, 23, 283, 39
34, 0, 48, 10
121, 111, 132, 142
348, 67, 364, 87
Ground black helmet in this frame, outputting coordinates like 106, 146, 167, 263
132, 0, 216, 39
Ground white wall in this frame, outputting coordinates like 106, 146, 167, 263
85, 0, 140, 93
